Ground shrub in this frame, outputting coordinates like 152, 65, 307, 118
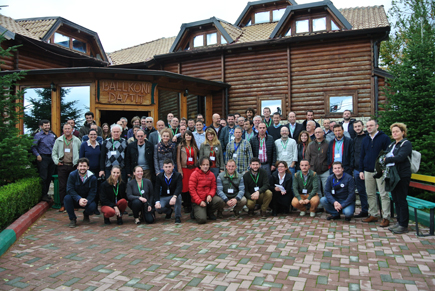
0, 178, 41, 231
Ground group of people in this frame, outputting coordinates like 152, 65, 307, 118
32, 108, 412, 234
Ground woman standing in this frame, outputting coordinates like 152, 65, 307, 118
199, 128, 224, 178
296, 131, 310, 172
269, 161, 293, 216
127, 166, 154, 224
102, 123, 111, 140
100, 166, 127, 225
154, 128, 176, 175
385, 123, 412, 234
177, 130, 198, 213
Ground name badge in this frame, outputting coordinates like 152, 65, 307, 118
110, 151, 117, 155
188, 157, 193, 162
282, 152, 288, 156
254, 187, 260, 191
210, 156, 216, 161
233, 154, 237, 158
140, 190, 145, 194
167, 189, 170, 194
335, 154, 341, 159
64, 148, 71, 153
215, 147, 218, 151
331, 190, 335, 194
228, 189, 234, 194
259, 150, 263, 155
340, 183, 345, 188
302, 189, 308, 194
230, 136, 235, 140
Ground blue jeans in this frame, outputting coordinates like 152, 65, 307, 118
320, 196, 355, 218
157, 195, 182, 218
289, 166, 296, 176
64, 195, 97, 221
353, 169, 368, 213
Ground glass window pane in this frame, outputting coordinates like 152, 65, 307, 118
193, 35, 204, 47
61, 86, 90, 129
329, 96, 353, 113
54, 32, 69, 48
246, 19, 251, 26
255, 11, 270, 24
72, 38, 87, 53
285, 27, 292, 36
273, 9, 285, 22
261, 99, 282, 116
207, 33, 217, 45
221, 35, 227, 44
296, 20, 309, 33
24, 88, 50, 134
313, 17, 326, 31
331, 20, 340, 30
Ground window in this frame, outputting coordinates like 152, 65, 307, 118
255, 11, 270, 24
257, 95, 286, 118
193, 35, 204, 47
331, 20, 340, 30
273, 9, 285, 22
206, 33, 217, 45
246, 19, 252, 26
313, 17, 326, 31
221, 35, 227, 44
285, 27, 292, 36
72, 38, 87, 53
324, 91, 358, 116
296, 20, 309, 33
54, 32, 69, 48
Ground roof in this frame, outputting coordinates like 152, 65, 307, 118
16, 17, 57, 39
0, 14, 39, 40
340, 6, 389, 30
234, 0, 298, 26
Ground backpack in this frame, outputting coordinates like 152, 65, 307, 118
400, 140, 421, 173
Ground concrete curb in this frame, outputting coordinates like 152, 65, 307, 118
0, 201, 51, 257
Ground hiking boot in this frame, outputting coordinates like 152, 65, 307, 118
68, 219, 76, 228
82, 214, 90, 223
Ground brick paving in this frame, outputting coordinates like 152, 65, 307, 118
0, 208, 434, 291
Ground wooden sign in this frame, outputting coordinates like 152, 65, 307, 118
98, 80, 153, 105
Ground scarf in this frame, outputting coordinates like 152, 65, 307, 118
157, 141, 176, 154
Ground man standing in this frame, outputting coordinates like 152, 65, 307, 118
326, 121, 351, 143
99, 124, 128, 182
340, 110, 356, 139
193, 120, 206, 149
79, 111, 102, 139
52, 123, 81, 211
219, 114, 237, 155
286, 112, 303, 140
196, 114, 207, 131
327, 124, 354, 175
226, 127, 253, 174
250, 122, 276, 176
32, 119, 56, 202
148, 120, 166, 146
144, 117, 156, 138
262, 107, 272, 128
245, 108, 255, 121
243, 158, 272, 218
306, 120, 316, 142
64, 158, 97, 228
126, 129, 154, 180
120, 117, 129, 139
275, 127, 297, 175
154, 159, 183, 224
237, 116, 245, 128
166, 113, 174, 128
353, 120, 368, 218
252, 115, 262, 134
207, 113, 223, 138
321, 162, 355, 221
323, 119, 331, 135
170, 117, 180, 137
359, 119, 391, 226
242, 119, 255, 142
305, 127, 329, 195
215, 160, 247, 218
291, 160, 320, 217
302, 110, 320, 130
187, 119, 196, 132
67, 119, 79, 137
267, 112, 282, 141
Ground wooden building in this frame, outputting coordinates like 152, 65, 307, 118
0, 0, 392, 135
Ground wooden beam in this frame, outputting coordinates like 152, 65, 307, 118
51, 86, 61, 136
205, 94, 213, 125
180, 92, 187, 121
287, 46, 291, 114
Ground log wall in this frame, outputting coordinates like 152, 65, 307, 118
158, 89, 179, 121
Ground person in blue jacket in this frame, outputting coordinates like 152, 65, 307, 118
327, 124, 354, 175
321, 161, 355, 221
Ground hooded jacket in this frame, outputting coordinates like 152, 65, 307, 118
189, 168, 217, 205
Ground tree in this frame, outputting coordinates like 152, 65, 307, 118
0, 34, 36, 185
24, 88, 84, 133
379, 0, 435, 176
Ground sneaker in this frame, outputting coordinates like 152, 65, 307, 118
243, 205, 249, 212
134, 218, 141, 225
104, 218, 111, 225
248, 210, 255, 216
217, 210, 223, 219
344, 216, 352, 222
354, 212, 369, 218
392, 226, 409, 234
117, 217, 123, 225
68, 219, 76, 228
260, 211, 267, 219
327, 215, 341, 220
299, 211, 306, 216
82, 214, 90, 223
310, 212, 316, 217
175, 217, 181, 224
388, 222, 400, 232
165, 209, 173, 219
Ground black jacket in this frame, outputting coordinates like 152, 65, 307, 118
286, 122, 303, 140
267, 124, 283, 141
352, 131, 367, 169
126, 178, 154, 205
327, 136, 354, 175
207, 123, 223, 139
249, 134, 276, 166
340, 119, 357, 139
269, 171, 293, 198
385, 139, 412, 178
125, 140, 154, 177
154, 171, 183, 201
100, 180, 127, 208
302, 119, 320, 131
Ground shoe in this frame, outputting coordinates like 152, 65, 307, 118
42, 195, 52, 202
117, 217, 123, 225
310, 212, 316, 217
104, 218, 111, 225
380, 218, 390, 227
362, 216, 378, 223
94, 209, 101, 215
165, 209, 173, 219
217, 210, 223, 219
82, 214, 90, 223
344, 216, 352, 222
388, 222, 400, 232
248, 210, 255, 216
243, 205, 249, 212
272, 210, 277, 216
260, 211, 267, 219
190, 211, 195, 220
175, 217, 181, 224
208, 214, 217, 220
233, 210, 241, 218
392, 226, 409, 234
299, 211, 306, 216
59, 206, 65, 212
327, 215, 341, 220
68, 219, 76, 228
354, 212, 368, 218
316, 208, 324, 213
134, 218, 141, 224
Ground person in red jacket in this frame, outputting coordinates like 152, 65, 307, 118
189, 157, 220, 224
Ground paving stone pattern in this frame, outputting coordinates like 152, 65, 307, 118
0, 208, 434, 290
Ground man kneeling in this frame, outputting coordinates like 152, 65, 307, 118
321, 162, 355, 221
215, 159, 247, 218
291, 159, 320, 217
65, 158, 97, 228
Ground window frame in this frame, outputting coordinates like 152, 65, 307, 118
324, 91, 358, 117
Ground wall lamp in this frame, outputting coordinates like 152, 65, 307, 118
51, 82, 57, 92
184, 89, 189, 96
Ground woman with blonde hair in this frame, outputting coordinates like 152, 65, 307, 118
101, 123, 111, 140
296, 130, 310, 171
177, 130, 198, 213
154, 128, 176, 175
199, 128, 224, 178
100, 166, 127, 225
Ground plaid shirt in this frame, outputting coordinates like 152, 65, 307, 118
225, 139, 253, 174
258, 137, 267, 163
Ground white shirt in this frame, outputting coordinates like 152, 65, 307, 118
275, 138, 298, 165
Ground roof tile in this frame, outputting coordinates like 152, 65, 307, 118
0, 14, 39, 40
339, 6, 389, 30
17, 18, 58, 39
219, 21, 242, 42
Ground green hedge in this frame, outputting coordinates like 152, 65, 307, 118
0, 177, 41, 231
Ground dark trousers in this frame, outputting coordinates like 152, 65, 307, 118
391, 177, 410, 227
58, 164, 75, 206
128, 199, 154, 224
182, 192, 192, 209
353, 169, 368, 213
37, 154, 56, 197
64, 195, 96, 221
271, 189, 293, 214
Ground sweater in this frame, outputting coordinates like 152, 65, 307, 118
100, 138, 128, 170
199, 143, 224, 171
66, 170, 97, 203
79, 140, 101, 173
292, 169, 319, 200
324, 173, 355, 209
358, 131, 391, 172
100, 180, 127, 208
189, 168, 217, 205
267, 124, 283, 141
243, 168, 269, 199
305, 139, 329, 174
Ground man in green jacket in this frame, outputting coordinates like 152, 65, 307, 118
243, 157, 272, 218
291, 159, 320, 217
215, 160, 246, 218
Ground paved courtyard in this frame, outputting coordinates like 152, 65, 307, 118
0, 208, 434, 291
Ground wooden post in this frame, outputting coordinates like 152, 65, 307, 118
180, 92, 187, 120
51, 85, 61, 136
205, 94, 213, 126
90, 82, 96, 124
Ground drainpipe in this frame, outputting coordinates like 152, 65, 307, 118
225, 88, 229, 116
373, 31, 389, 118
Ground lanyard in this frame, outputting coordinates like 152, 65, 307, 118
158, 134, 161, 143
289, 124, 295, 134
113, 183, 119, 197
245, 132, 253, 141
264, 118, 272, 127
112, 138, 119, 151
281, 139, 288, 150
250, 173, 259, 185
165, 176, 172, 187
333, 177, 341, 188
259, 137, 265, 148
234, 141, 241, 152
187, 146, 193, 157
172, 128, 178, 135
63, 136, 72, 146
300, 172, 308, 188
137, 179, 143, 196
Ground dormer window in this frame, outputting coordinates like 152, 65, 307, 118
53, 32, 88, 54
207, 33, 217, 45
54, 32, 69, 48
331, 20, 340, 30
250, 8, 286, 25
255, 11, 270, 24
186, 31, 227, 50
289, 14, 341, 36
273, 9, 286, 21
313, 17, 326, 32
193, 35, 204, 47
296, 20, 309, 33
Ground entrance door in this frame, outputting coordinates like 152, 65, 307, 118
100, 110, 150, 126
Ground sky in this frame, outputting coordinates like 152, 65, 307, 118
1, 0, 393, 53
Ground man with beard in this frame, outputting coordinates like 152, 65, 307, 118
79, 111, 102, 139
219, 114, 238, 155
250, 122, 276, 176
243, 158, 272, 218
187, 119, 196, 132
340, 110, 356, 139
207, 113, 223, 138
327, 124, 354, 175
352, 120, 368, 218
242, 119, 255, 142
